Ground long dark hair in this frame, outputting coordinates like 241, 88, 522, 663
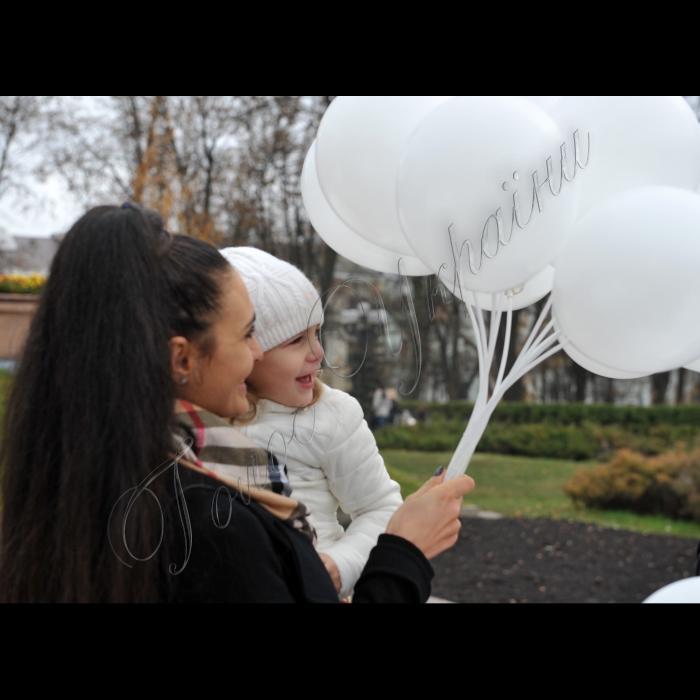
0, 205, 230, 603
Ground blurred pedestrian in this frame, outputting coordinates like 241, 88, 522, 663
387, 388, 400, 425
372, 385, 393, 429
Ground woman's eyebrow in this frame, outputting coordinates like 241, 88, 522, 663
243, 315, 256, 331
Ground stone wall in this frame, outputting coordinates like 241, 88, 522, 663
0, 295, 39, 359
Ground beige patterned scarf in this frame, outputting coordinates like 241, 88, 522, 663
173, 400, 316, 544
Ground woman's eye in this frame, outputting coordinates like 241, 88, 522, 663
246, 327, 256, 339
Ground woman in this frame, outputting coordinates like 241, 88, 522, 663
0, 204, 473, 603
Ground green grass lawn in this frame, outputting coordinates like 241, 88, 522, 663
381, 449, 700, 540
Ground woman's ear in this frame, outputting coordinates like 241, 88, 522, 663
169, 337, 192, 385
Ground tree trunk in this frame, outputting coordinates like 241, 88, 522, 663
676, 368, 687, 405
408, 276, 433, 400
319, 243, 337, 299
502, 309, 523, 401
652, 372, 671, 405
603, 378, 615, 404
572, 362, 589, 403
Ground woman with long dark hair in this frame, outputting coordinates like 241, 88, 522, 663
0, 204, 473, 603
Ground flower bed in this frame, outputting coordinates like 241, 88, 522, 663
0, 274, 46, 295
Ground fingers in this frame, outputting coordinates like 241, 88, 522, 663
441, 475, 475, 499
410, 467, 447, 500
428, 519, 463, 560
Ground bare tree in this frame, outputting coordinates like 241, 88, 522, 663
50, 96, 340, 287
224, 96, 338, 288
50, 96, 260, 237
0, 96, 53, 203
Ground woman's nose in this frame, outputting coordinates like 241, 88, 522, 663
251, 335, 264, 362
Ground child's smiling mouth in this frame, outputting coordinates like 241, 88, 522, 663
296, 374, 314, 389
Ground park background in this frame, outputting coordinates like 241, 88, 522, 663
2, 96, 699, 602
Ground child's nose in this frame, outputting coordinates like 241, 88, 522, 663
308, 337, 324, 363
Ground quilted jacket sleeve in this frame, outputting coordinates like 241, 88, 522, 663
319, 390, 403, 598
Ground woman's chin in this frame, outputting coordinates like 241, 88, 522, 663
231, 395, 251, 419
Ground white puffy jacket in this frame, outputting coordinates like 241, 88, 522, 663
239, 384, 403, 598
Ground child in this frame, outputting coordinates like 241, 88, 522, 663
221, 247, 403, 598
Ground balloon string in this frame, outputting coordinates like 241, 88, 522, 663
445, 295, 563, 481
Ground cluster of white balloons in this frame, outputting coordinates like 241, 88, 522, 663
302, 96, 700, 379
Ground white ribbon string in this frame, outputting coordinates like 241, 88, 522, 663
445, 293, 563, 481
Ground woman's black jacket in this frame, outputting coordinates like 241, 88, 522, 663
169, 470, 434, 604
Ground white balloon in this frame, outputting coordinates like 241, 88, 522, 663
398, 96, 580, 294
523, 96, 562, 111
550, 96, 700, 217
561, 337, 649, 380
315, 96, 455, 256
644, 578, 700, 604
446, 265, 555, 312
553, 187, 700, 375
301, 143, 432, 277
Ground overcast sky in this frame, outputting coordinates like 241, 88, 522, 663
0, 174, 84, 238
4, 96, 700, 239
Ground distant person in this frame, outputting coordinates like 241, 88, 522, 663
387, 388, 400, 425
222, 248, 404, 599
372, 386, 393, 429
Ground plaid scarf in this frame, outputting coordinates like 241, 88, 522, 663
173, 400, 316, 544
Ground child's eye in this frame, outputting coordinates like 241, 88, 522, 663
290, 336, 303, 346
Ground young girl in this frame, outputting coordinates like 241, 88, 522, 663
221, 247, 403, 598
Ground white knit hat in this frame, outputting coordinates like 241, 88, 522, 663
220, 247, 324, 353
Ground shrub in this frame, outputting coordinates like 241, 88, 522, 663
399, 401, 700, 430
375, 418, 700, 461
0, 274, 46, 295
374, 423, 460, 452
565, 449, 700, 523
478, 424, 599, 461
376, 422, 601, 460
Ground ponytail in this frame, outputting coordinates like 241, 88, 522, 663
0, 205, 175, 603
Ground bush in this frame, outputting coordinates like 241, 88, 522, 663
0, 274, 46, 295
399, 401, 700, 431
565, 449, 700, 523
374, 423, 461, 452
478, 424, 599, 461
376, 422, 601, 460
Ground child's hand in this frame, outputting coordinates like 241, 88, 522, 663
319, 553, 342, 594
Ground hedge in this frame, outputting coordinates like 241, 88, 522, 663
375, 420, 700, 460
400, 402, 700, 432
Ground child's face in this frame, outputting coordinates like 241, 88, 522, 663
247, 325, 324, 408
